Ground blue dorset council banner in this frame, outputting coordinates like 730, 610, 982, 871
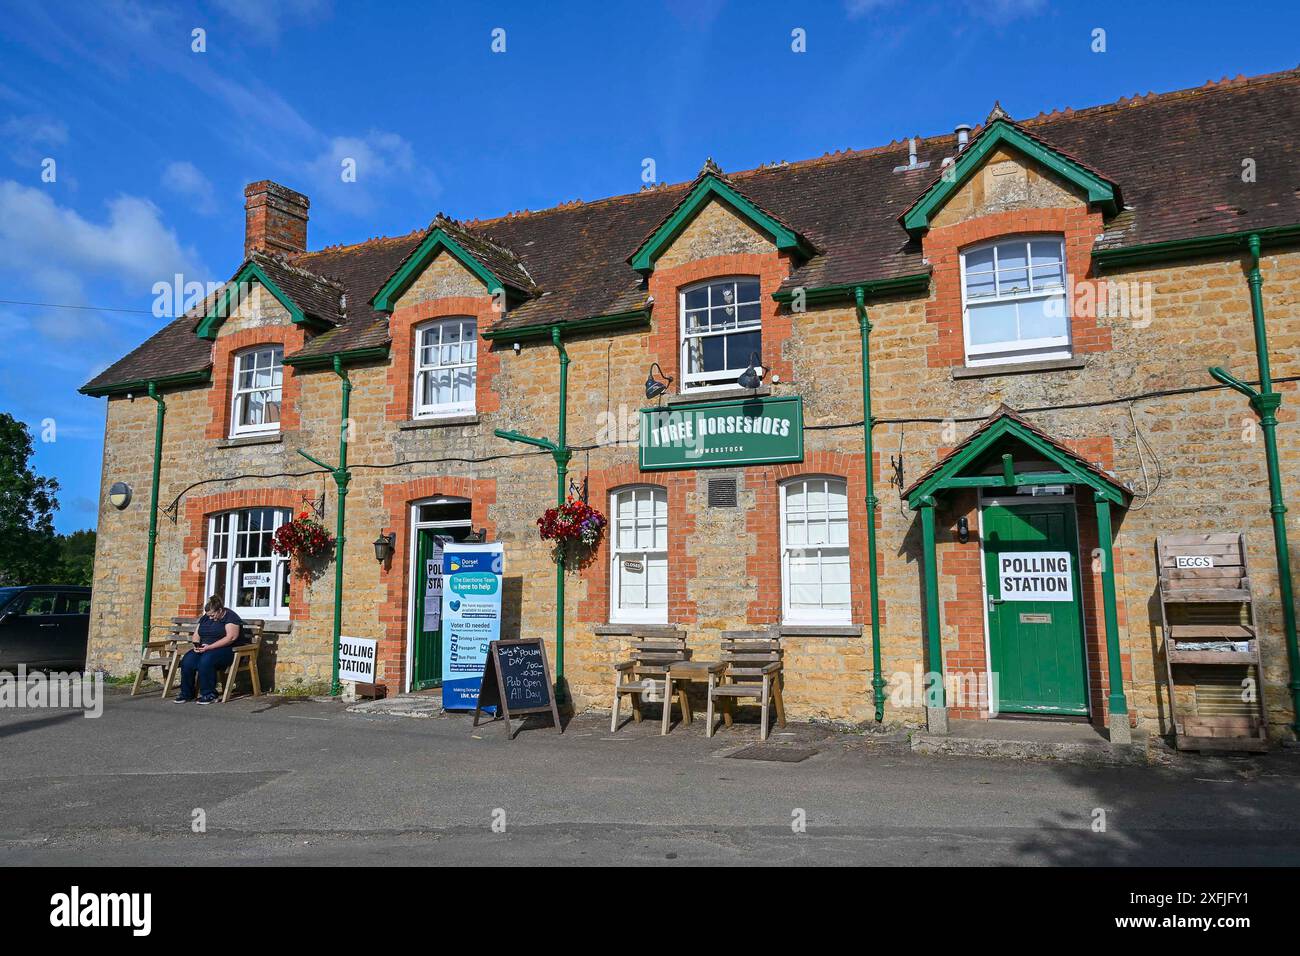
440, 542, 504, 710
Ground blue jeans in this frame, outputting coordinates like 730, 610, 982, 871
178, 646, 236, 699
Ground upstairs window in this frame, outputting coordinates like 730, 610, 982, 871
961, 237, 1069, 366
206, 508, 291, 619
680, 278, 761, 390
230, 346, 283, 436
414, 317, 477, 417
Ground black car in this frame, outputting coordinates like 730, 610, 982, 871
0, 585, 91, 672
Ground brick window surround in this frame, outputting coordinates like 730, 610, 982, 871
646, 252, 795, 392
923, 207, 1110, 369
205, 326, 307, 440
386, 295, 502, 423
577, 462, 698, 626
179, 488, 314, 620
378, 477, 498, 690
745, 450, 884, 628
934, 436, 1132, 728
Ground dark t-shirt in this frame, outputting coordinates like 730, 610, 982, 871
196, 609, 246, 646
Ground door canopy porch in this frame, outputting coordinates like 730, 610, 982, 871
903, 405, 1131, 509
902, 406, 1133, 742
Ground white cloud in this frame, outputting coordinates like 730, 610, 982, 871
1, 113, 69, 165
0, 179, 208, 304
304, 130, 440, 216
212, 0, 331, 45
161, 160, 217, 214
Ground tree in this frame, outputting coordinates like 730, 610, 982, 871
56, 529, 96, 586
0, 413, 61, 585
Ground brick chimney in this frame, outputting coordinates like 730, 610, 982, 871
243, 180, 309, 258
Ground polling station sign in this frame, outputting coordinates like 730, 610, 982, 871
440, 542, 504, 710
997, 551, 1074, 602
338, 636, 379, 684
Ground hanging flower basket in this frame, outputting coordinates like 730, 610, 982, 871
537, 497, 607, 565
272, 511, 335, 562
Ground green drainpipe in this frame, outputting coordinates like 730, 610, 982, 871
296, 355, 352, 696
1210, 233, 1300, 737
551, 327, 572, 699
494, 325, 572, 702
855, 287, 887, 722
139, 381, 166, 652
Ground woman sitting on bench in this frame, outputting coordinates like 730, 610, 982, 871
175, 596, 245, 705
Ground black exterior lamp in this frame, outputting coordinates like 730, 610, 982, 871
645, 362, 673, 399
465, 527, 488, 543
373, 531, 396, 564
737, 352, 765, 390
957, 516, 970, 544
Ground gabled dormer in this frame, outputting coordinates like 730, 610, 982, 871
628, 160, 818, 275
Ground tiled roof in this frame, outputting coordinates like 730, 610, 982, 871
247, 251, 346, 327
84, 67, 1300, 393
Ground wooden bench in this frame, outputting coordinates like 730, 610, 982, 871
130, 619, 198, 697
610, 635, 690, 732
706, 633, 786, 741
157, 617, 265, 703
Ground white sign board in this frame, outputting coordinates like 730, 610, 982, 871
242, 572, 271, 588
997, 551, 1074, 602
1174, 554, 1215, 569
338, 636, 379, 684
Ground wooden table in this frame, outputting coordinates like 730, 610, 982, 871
661, 661, 727, 735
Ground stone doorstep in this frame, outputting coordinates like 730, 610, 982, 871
348, 692, 445, 719
910, 718, 1150, 767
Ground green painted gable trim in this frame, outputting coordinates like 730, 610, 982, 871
371, 229, 511, 312
905, 414, 1128, 508
195, 261, 331, 340
79, 368, 212, 398
900, 120, 1119, 238
628, 175, 815, 274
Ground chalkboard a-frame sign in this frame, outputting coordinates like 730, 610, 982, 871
473, 638, 563, 739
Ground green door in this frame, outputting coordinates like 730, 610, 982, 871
411, 529, 446, 691
982, 503, 1088, 716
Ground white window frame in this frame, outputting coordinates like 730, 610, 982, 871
205, 508, 291, 619
780, 476, 851, 624
960, 236, 1070, 367
679, 277, 763, 392
229, 345, 284, 437
413, 317, 477, 418
609, 486, 668, 624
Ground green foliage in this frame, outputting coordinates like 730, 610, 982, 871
0, 413, 61, 585
55, 529, 96, 586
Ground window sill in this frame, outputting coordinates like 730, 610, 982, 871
665, 386, 771, 406
594, 623, 681, 638
952, 356, 1085, 380
776, 623, 862, 638
398, 414, 480, 430
234, 617, 292, 633
218, 433, 283, 449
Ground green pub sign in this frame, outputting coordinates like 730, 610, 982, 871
639, 395, 804, 471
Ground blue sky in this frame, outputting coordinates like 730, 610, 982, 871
1, 0, 1297, 533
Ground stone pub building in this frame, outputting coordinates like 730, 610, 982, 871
83, 69, 1300, 744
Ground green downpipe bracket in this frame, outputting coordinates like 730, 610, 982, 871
855, 287, 887, 722
297, 355, 352, 696
140, 382, 166, 653
1211, 233, 1300, 736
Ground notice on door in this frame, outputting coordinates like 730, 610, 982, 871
998, 551, 1073, 602
423, 536, 450, 631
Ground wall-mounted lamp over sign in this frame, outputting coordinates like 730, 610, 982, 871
644, 362, 672, 399
108, 482, 132, 510
737, 352, 765, 390
373, 531, 396, 565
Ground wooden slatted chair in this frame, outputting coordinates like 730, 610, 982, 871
130, 619, 196, 696
610, 635, 690, 732
706, 632, 786, 741
161, 618, 264, 702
